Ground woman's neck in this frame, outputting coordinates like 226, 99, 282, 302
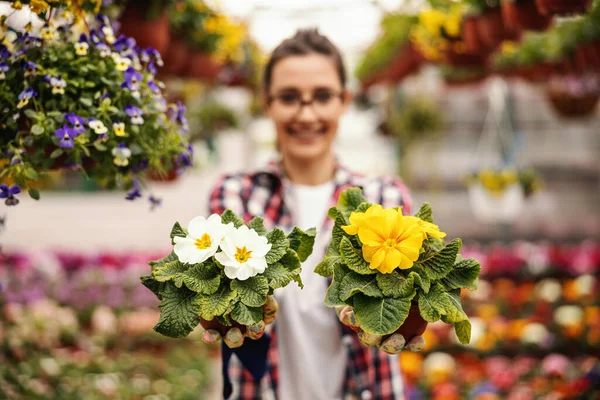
282, 153, 336, 186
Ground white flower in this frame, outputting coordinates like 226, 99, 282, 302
554, 305, 584, 327
102, 26, 116, 44
75, 42, 89, 56
88, 119, 108, 134
174, 214, 232, 264
535, 279, 562, 303
215, 225, 272, 281
520, 323, 549, 345
114, 55, 131, 72
111, 145, 131, 167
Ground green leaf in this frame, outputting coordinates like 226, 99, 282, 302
170, 222, 187, 244
356, 201, 373, 213
50, 149, 64, 159
247, 216, 268, 236
287, 227, 316, 262
24, 109, 38, 119
231, 276, 269, 307
417, 238, 462, 280
28, 188, 40, 201
324, 264, 352, 307
153, 260, 189, 288
376, 270, 417, 298
265, 228, 289, 264
417, 283, 450, 322
330, 210, 352, 250
353, 294, 412, 335
454, 319, 472, 345
230, 302, 263, 326
140, 275, 167, 300
314, 247, 342, 278
415, 202, 433, 223
221, 209, 244, 228
148, 251, 178, 272
31, 124, 44, 135
277, 249, 303, 288
337, 188, 367, 219
198, 284, 237, 321
79, 97, 93, 107
216, 315, 232, 326
154, 283, 202, 338
410, 266, 431, 294
442, 289, 468, 323
339, 271, 383, 301
93, 142, 107, 151
441, 258, 481, 291
182, 263, 221, 295
263, 261, 301, 290
339, 237, 376, 275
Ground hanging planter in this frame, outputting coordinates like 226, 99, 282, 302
386, 44, 423, 83
444, 48, 489, 67
469, 182, 525, 223
185, 51, 223, 81
160, 38, 188, 77
118, 3, 171, 56
463, 16, 488, 54
478, 7, 506, 49
574, 41, 600, 72
534, 0, 592, 16
501, 0, 553, 32
546, 75, 600, 118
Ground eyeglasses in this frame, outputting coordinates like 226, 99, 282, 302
267, 89, 345, 119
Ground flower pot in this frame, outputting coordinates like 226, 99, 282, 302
185, 51, 224, 82
574, 41, 600, 72
444, 49, 489, 67
118, 4, 170, 56
547, 89, 600, 118
501, 0, 552, 32
519, 63, 555, 83
478, 8, 506, 50
160, 38, 188, 77
463, 16, 487, 54
148, 168, 179, 183
534, 0, 592, 15
386, 44, 423, 83
394, 304, 428, 342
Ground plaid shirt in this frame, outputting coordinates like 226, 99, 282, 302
208, 161, 412, 400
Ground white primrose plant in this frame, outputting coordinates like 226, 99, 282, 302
142, 210, 316, 338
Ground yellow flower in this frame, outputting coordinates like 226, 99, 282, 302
419, 9, 445, 37
74, 42, 89, 56
501, 41, 518, 56
30, 0, 50, 14
343, 205, 424, 274
11, 1, 23, 10
405, 216, 446, 241
113, 122, 126, 137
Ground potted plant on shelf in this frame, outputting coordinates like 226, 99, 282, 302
0, 10, 190, 206
546, 74, 600, 118
501, 0, 553, 32
534, 0, 592, 16
117, 0, 174, 56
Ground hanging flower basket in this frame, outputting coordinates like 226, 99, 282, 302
185, 51, 223, 82
534, 0, 592, 15
501, 0, 553, 32
478, 8, 506, 49
118, 3, 171, 56
469, 183, 525, 223
463, 16, 488, 54
386, 44, 423, 83
574, 41, 600, 73
546, 75, 600, 118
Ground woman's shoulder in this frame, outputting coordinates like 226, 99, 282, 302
359, 174, 413, 213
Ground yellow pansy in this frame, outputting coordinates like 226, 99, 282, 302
343, 205, 424, 274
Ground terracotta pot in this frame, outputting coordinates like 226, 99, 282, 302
478, 8, 505, 50
547, 90, 600, 118
501, 0, 552, 31
535, 0, 592, 15
160, 38, 188, 77
444, 48, 488, 67
201, 317, 247, 336
361, 69, 387, 90
185, 51, 224, 82
118, 4, 170, 56
393, 305, 428, 342
518, 63, 555, 82
463, 16, 484, 54
386, 44, 423, 83
148, 168, 179, 183
574, 41, 600, 72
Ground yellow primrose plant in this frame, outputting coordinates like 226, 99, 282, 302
315, 188, 481, 344
142, 211, 315, 338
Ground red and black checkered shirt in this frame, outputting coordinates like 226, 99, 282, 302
209, 161, 412, 400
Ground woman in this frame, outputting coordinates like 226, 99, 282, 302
205, 29, 424, 400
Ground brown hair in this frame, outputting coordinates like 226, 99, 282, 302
262, 28, 346, 93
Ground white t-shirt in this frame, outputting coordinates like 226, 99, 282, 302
275, 180, 348, 400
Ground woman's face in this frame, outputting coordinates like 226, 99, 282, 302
264, 53, 351, 163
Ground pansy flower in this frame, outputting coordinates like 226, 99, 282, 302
102, 26, 116, 44
147, 61, 157, 75
17, 87, 37, 108
95, 133, 109, 143
75, 41, 89, 56
112, 143, 131, 167
114, 35, 136, 53
178, 143, 194, 169
147, 80, 160, 94
121, 66, 142, 91
0, 63, 8, 80
114, 54, 132, 72
96, 43, 110, 58
41, 24, 58, 41
50, 77, 66, 95
55, 124, 79, 148
113, 121, 126, 136
0, 45, 11, 61
65, 113, 86, 134
125, 105, 143, 125
0, 184, 21, 206
88, 119, 108, 134
143, 47, 164, 67
149, 195, 162, 210
175, 101, 189, 133
125, 179, 142, 200
24, 60, 37, 77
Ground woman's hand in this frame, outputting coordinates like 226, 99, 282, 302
199, 295, 279, 348
336, 306, 425, 354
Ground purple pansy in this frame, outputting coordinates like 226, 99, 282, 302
65, 113, 86, 134
96, 43, 111, 58
0, 45, 10, 60
0, 184, 21, 206
131, 159, 149, 173
17, 87, 37, 108
114, 35, 136, 53
147, 61, 157, 75
55, 124, 79, 148
147, 80, 160, 94
143, 47, 164, 67
121, 66, 143, 91
23, 60, 37, 76
149, 195, 162, 211
177, 143, 194, 169
0, 63, 8, 80
125, 104, 144, 125
176, 101, 189, 133
125, 179, 142, 201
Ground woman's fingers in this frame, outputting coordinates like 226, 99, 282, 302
379, 333, 406, 354
358, 331, 382, 347
404, 335, 426, 352
338, 306, 362, 332
224, 327, 245, 348
246, 320, 266, 340
263, 295, 278, 325
200, 328, 222, 345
